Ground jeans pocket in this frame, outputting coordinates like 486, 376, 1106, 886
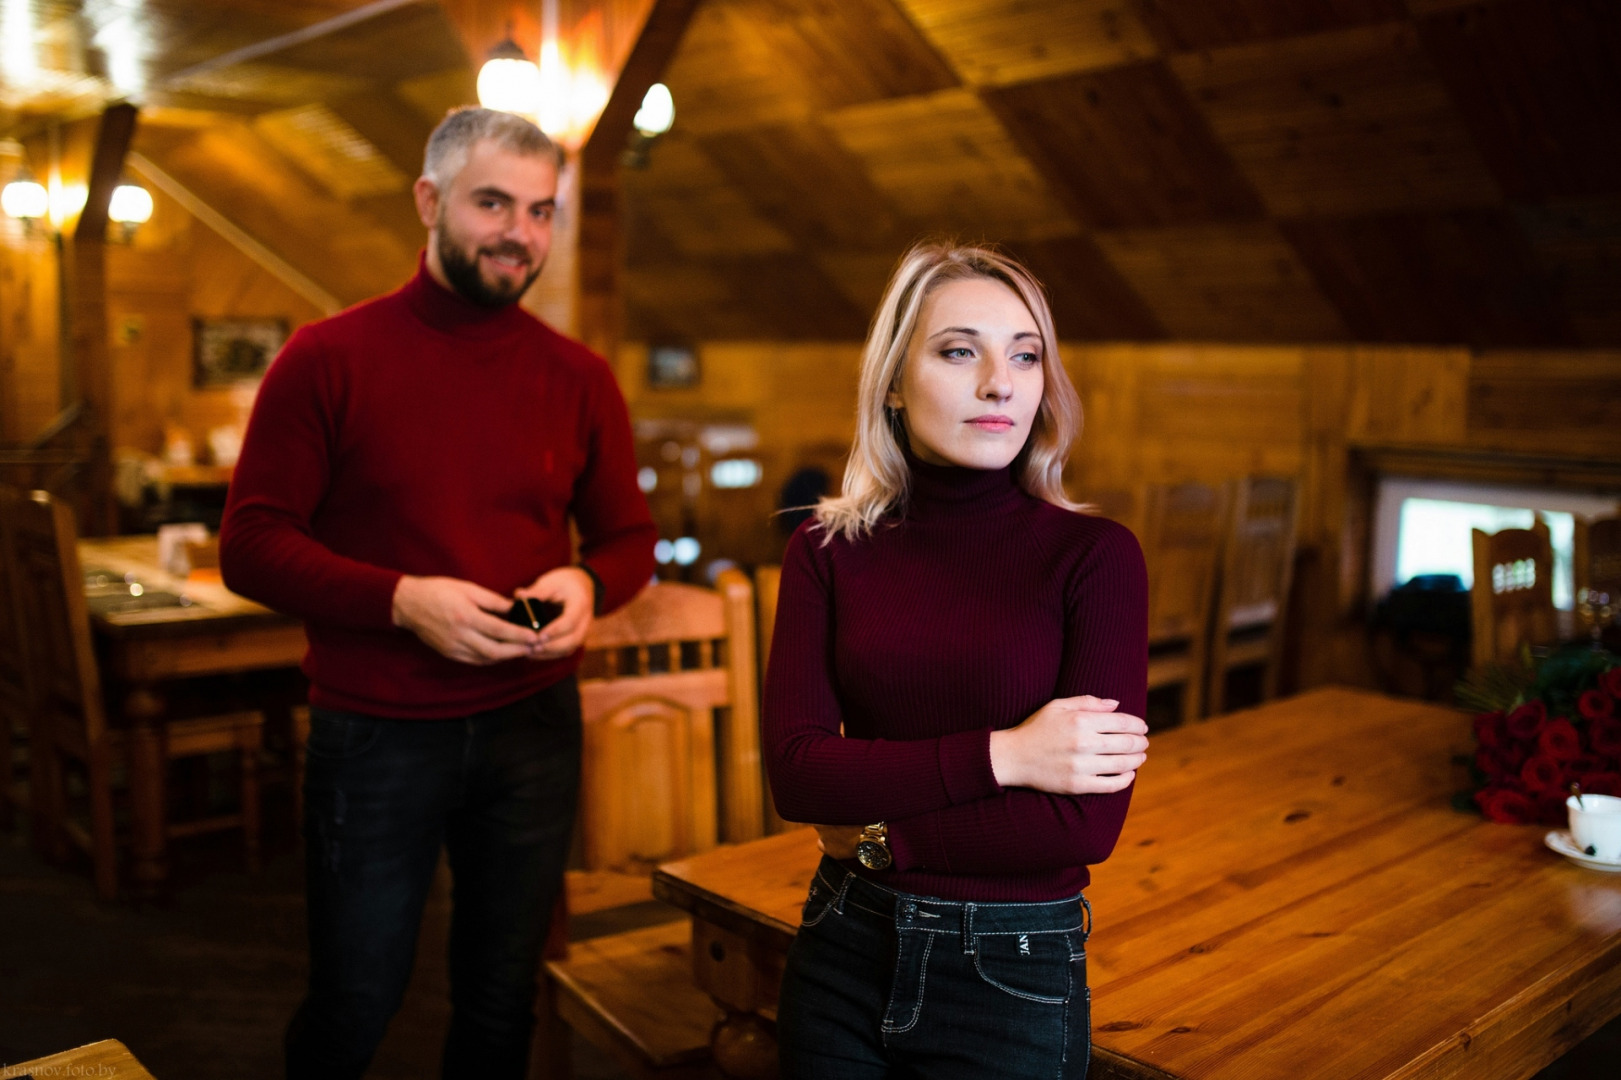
305, 710, 384, 760
799, 870, 842, 928
970, 930, 1071, 1004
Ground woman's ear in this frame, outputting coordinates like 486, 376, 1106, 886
885, 386, 904, 411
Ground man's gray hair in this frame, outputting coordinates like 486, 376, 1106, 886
422, 107, 563, 187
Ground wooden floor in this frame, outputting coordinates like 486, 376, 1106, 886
1, 812, 1618, 1080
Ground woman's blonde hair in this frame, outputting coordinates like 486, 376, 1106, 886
814, 241, 1083, 542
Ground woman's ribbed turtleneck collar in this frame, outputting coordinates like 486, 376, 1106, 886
902, 448, 1027, 523
401, 252, 532, 341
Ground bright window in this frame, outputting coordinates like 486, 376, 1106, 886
1372, 480, 1619, 611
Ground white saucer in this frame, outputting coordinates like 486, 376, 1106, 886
1544, 830, 1621, 873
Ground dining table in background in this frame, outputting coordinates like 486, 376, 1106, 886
653, 686, 1621, 1080
78, 535, 306, 896
8, 1038, 158, 1079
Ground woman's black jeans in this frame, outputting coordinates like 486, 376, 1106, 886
778, 856, 1092, 1080
283, 679, 582, 1080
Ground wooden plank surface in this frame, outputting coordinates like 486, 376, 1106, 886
653, 688, 1621, 1080
9, 1038, 157, 1078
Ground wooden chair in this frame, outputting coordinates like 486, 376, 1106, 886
1470, 519, 1557, 668
542, 570, 763, 1077
753, 563, 793, 836
1574, 514, 1621, 644
1140, 481, 1229, 726
0, 486, 35, 833
4, 490, 264, 899
1206, 476, 1299, 716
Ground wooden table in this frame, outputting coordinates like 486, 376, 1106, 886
8, 1038, 156, 1078
652, 687, 1621, 1080
79, 536, 306, 895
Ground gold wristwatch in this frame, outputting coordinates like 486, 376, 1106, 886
855, 822, 892, 870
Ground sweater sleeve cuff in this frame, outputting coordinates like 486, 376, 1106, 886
936, 727, 1001, 806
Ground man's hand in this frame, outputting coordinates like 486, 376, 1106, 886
812, 824, 860, 860
517, 566, 596, 661
392, 576, 539, 665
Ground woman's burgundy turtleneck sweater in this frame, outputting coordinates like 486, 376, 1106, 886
764, 457, 1148, 902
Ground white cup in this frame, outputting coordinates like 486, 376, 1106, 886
1568, 793, 1621, 863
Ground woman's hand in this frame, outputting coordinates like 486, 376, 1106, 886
990, 696, 1148, 794
812, 824, 861, 860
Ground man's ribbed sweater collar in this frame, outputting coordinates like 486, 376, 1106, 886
400, 252, 532, 342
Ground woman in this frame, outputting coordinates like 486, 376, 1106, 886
764, 242, 1150, 1079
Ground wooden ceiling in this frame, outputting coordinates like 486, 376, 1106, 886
3, 0, 1619, 348
621, 0, 1621, 347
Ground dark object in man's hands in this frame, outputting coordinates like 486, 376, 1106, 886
504, 596, 562, 631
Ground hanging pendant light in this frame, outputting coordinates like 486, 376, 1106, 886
477, 35, 541, 117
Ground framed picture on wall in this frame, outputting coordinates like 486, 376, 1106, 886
192, 317, 287, 387
647, 343, 700, 389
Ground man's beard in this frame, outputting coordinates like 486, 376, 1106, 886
436, 224, 544, 308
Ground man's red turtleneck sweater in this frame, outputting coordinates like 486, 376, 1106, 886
220, 260, 656, 719
764, 457, 1148, 902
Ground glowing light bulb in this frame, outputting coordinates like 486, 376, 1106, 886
634, 84, 674, 137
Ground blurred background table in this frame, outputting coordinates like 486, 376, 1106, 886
78, 535, 305, 895
654, 688, 1621, 1080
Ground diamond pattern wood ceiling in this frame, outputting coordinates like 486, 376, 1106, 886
622, 0, 1621, 348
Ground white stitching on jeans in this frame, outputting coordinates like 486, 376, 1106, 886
882, 933, 933, 1034
971, 945, 1069, 1004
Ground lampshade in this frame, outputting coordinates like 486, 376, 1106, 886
108, 183, 153, 225
633, 83, 675, 138
2, 177, 48, 220
477, 38, 541, 116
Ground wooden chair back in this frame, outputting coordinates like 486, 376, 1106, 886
1470, 520, 1557, 668
576, 569, 762, 872
0, 486, 37, 828
1207, 476, 1299, 714
1575, 514, 1621, 599
6, 490, 120, 896
752, 563, 795, 835
1139, 481, 1228, 725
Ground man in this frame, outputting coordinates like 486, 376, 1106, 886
220, 107, 656, 1079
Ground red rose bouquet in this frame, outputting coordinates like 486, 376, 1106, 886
1459, 645, 1621, 825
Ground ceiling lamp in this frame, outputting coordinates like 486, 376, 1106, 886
623, 83, 675, 169
634, 83, 675, 138
477, 36, 541, 116
108, 180, 154, 240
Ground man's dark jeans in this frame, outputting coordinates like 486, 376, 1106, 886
778, 856, 1092, 1079
284, 679, 582, 1080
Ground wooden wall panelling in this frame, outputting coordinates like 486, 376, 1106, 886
1130, 0, 1406, 52
0, 230, 61, 445
1466, 351, 1621, 459
981, 61, 1266, 230
1344, 344, 1470, 446
1093, 222, 1348, 342
895, 0, 1160, 87
1416, 0, 1621, 202
1169, 21, 1504, 219
104, 184, 326, 457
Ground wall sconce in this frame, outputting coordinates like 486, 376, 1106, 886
107, 180, 153, 241
477, 34, 541, 116
2, 167, 50, 230
623, 83, 675, 169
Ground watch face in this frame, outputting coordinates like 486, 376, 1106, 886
856, 839, 892, 870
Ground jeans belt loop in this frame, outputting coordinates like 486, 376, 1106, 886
961, 902, 976, 955
1079, 894, 1093, 943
